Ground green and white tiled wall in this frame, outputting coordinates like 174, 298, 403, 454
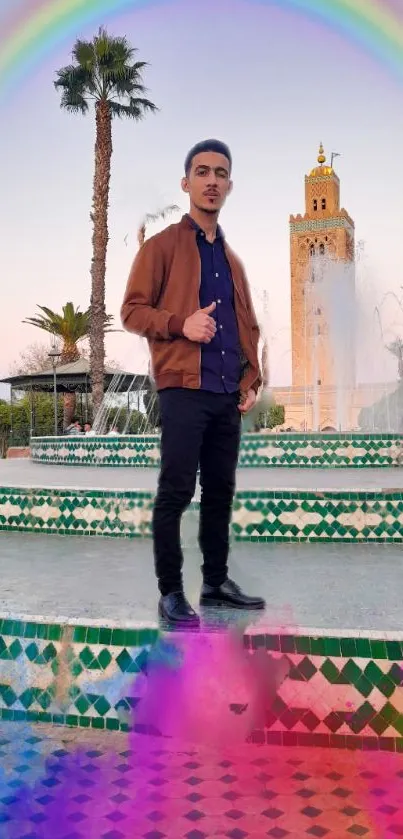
30, 432, 403, 468
0, 485, 403, 542
1, 615, 403, 750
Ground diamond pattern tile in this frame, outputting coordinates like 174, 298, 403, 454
30, 432, 403, 469
1, 620, 403, 748
1, 482, 403, 541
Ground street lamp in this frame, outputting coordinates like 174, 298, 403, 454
48, 348, 62, 435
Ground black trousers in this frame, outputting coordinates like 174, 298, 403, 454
152, 388, 241, 596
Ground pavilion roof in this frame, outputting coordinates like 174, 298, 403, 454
1, 358, 151, 394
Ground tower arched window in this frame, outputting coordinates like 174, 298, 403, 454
319, 243, 325, 255
310, 244, 315, 256
313, 199, 318, 211
321, 198, 326, 210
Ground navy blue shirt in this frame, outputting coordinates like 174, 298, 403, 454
187, 216, 241, 393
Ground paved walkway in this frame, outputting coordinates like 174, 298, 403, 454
1, 459, 403, 490
0, 720, 401, 837
0, 532, 402, 632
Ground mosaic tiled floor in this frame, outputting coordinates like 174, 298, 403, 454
0, 721, 402, 838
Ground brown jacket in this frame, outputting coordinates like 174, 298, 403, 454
121, 215, 262, 394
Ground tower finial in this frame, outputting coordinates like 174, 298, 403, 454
317, 142, 326, 166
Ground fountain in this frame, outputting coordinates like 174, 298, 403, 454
271, 243, 401, 434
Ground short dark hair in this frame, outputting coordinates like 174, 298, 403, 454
184, 139, 232, 176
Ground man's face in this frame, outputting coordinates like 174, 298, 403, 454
181, 151, 232, 214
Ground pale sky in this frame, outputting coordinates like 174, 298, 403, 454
1, 0, 403, 399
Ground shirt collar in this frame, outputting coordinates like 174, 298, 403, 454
185, 213, 224, 241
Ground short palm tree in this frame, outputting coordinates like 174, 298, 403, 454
23, 303, 113, 362
54, 27, 157, 415
137, 204, 180, 249
24, 303, 115, 427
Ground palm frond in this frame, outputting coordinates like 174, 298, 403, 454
59, 90, 89, 113
109, 97, 158, 120
138, 204, 180, 247
95, 28, 136, 63
22, 317, 57, 335
54, 63, 94, 111
23, 303, 116, 344
72, 39, 95, 69
54, 64, 92, 91
144, 205, 180, 225
103, 60, 148, 81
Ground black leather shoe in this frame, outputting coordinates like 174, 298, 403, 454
158, 591, 200, 628
200, 578, 266, 611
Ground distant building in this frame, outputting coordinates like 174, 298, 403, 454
272, 145, 394, 431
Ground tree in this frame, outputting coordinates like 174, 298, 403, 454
23, 302, 115, 427
137, 204, 180, 249
0, 395, 65, 454
10, 342, 58, 376
143, 387, 160, 430
0, 400, 12, 457
386, 337, 403, 380
258, 404, 285, 430
54, 27, 158, 416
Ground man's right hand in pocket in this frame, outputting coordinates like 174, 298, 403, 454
183, 302, 217, 343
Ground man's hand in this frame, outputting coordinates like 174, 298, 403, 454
238, 389, 257, 414
183, 302, 217, 343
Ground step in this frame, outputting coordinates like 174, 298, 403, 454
1, 462, 403, 542
0, 532, 402, 751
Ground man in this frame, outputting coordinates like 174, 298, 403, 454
121, 139, 266, 627
66, 418, 82, 435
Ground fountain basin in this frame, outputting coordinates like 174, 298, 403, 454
30, 431, 403, 468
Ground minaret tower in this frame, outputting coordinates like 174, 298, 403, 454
289, 144, 355, 397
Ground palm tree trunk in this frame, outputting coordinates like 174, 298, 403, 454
61, 343, 80, 429
90, 99, 112, 417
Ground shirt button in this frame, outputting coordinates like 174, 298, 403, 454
217, 299, 222, 304
219, 325, 223, 330
215, 272, 219, 277
221, 375, 225, 380
221, 350, 225, 356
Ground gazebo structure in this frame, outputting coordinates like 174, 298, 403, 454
1, 358, 151, 438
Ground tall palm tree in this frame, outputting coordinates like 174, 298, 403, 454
23, 303, 115, 427
137, 204, 180, 249
54, 28, 157, 415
